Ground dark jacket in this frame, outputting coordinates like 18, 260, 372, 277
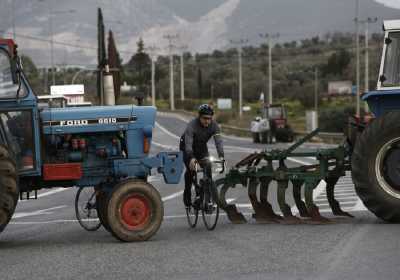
179, 118, 224, 161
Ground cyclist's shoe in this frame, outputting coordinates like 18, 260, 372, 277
204, 202, 215, 214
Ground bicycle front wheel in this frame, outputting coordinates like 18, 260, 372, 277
186, 183, 199, 228
75, 186, 102, 231
201, 182, 219, 230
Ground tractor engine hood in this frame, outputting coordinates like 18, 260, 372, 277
40, 105, 156, 134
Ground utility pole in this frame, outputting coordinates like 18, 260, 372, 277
362, 17, 378, 113
178, 45, 188, 101
11, 0, 16, 41
354, 0, 361, 117
146, 46, 160, 107
43, 68, 48, 94
230, 39, 248, 118
260, 33, 279, 105
314, 67, 319, 114
49, 1, 55, 86
164, 34, 179, 111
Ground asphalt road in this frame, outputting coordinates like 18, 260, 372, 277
1, 112, 399, 280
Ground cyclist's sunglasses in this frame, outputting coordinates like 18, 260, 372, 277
200, 116, 213, 120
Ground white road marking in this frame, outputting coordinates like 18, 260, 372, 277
317, 201, 355, 207
13, 190, 184, 221
9, 212, 256, 225
155, 122, 180, 140
162, 191, 184, 202
352, 198, 368, 211
13, 205, 67, 219
152, 141, 176, 151
236, 203, 253, 208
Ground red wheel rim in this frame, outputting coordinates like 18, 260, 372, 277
120, 194, 151, 230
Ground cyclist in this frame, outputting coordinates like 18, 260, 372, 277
179, 104, 225, 208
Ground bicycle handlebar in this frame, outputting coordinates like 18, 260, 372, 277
194, 157, 226, 174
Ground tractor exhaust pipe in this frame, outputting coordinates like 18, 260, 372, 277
103, 65, 115, 106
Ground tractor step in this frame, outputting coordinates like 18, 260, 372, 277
19, 190, 38, 200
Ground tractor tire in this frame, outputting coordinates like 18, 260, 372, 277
106, 179, 163, 242
252, 132, 260, 143
352, 111, 400, 222
0, 145, 18, 233
260, 132, 269, 144
275, 127, 294, 143
96, 190, 111, 232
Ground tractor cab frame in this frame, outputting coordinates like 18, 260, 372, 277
363, 20, 400, 116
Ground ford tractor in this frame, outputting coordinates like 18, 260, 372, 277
0, 38, 183, 242
214, 20, 400, 224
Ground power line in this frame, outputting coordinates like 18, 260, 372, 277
0, 30, 135, 56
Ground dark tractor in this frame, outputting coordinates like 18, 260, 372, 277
263, 104, 294, 143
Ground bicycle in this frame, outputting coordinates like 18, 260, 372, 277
75, 186, 102, 231
186, 157, 226, 230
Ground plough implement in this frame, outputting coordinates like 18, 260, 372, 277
214, 129, 354, 224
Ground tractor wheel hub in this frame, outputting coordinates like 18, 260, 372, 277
120, 195, 151, 230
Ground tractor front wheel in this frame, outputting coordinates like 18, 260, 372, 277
96, 189, 111, 232
352, 111, 400, 222
107, 179, 163, 242
0, 145, 18, 233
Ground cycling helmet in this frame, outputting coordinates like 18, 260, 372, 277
198, 104, 214, 116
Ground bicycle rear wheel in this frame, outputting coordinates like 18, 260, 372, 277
186, 183, 199, 228
75, 186, 102, 231
201, 181, 219, 230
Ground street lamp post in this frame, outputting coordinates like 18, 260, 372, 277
363, 17, 377, 113
355, 0, 360, 117
11, 0, 16, 41
146, 46, 160, 107
230, 39, 248, 118
164, 34, 179, 111
178, 45, 188, 101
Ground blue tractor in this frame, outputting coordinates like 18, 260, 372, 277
0, 38, 183, 241
351, 19, 400, 222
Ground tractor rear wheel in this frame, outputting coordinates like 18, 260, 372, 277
352, 111, 400, 222
106, 179, 163, 242
0, 145, 18, 233
252, 132, 260, 143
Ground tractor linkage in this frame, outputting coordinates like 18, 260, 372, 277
214, 129, 354, 224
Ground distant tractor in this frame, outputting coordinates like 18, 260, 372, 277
0, 39, 183, 241
251, 103, 294, 143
